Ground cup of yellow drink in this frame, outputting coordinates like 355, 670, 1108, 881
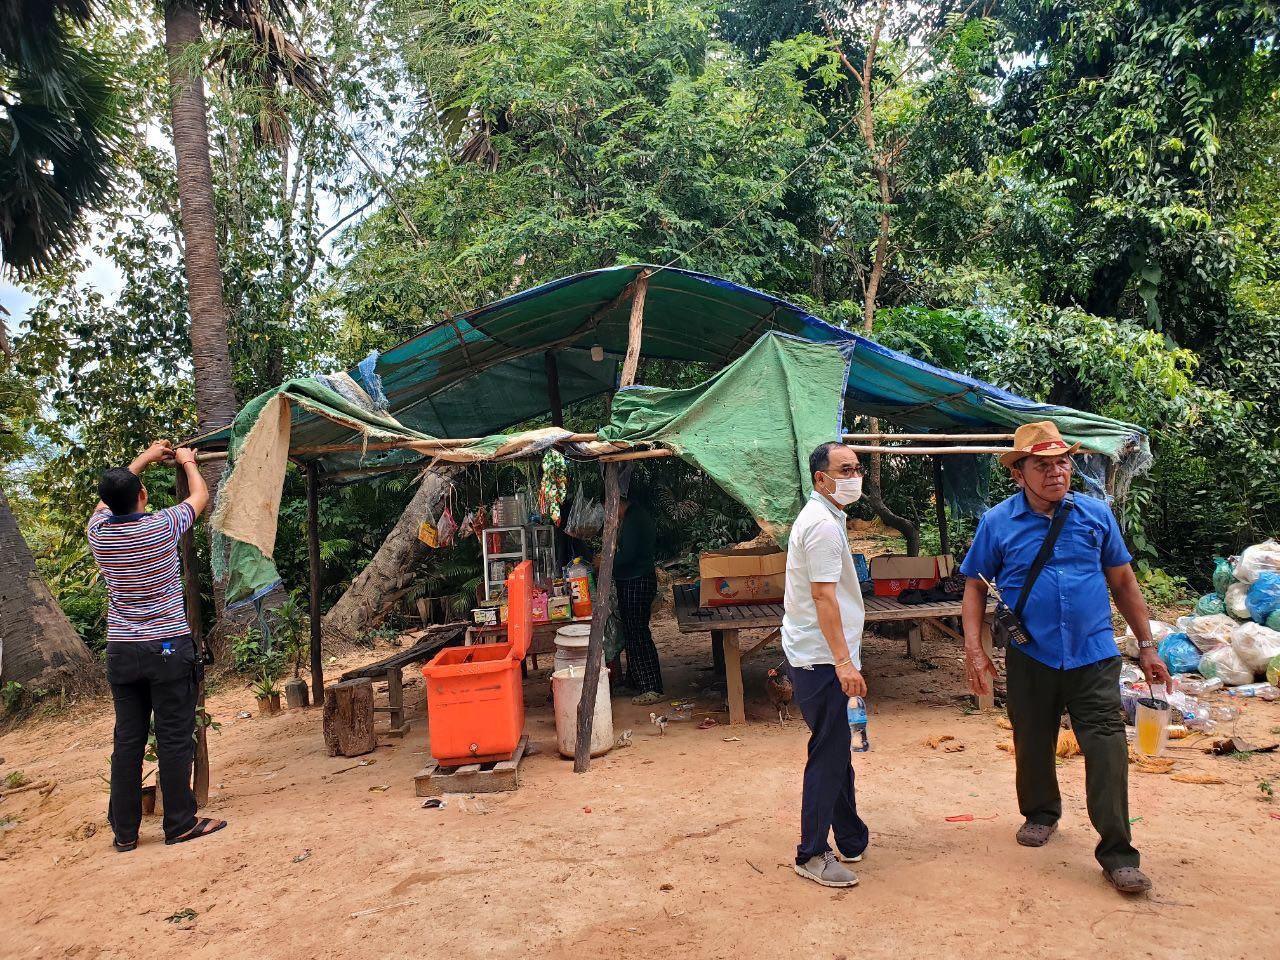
1135, 686, 1171, 758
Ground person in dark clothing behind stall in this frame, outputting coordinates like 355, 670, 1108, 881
88, 440, 227, 852
613, 493, 664, 705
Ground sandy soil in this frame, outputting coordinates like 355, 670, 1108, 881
2, 612, 1279, 960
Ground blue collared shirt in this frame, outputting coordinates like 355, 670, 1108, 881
959, 491, 1132, 670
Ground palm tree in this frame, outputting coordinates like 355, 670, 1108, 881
0, 0, 118, 687
160, 0, 320, 629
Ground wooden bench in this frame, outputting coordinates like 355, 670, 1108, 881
340, 622, 468, 736
672, 583, 996, 724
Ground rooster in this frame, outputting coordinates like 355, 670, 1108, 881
765, 663, 794, 723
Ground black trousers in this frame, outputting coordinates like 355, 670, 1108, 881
106, 636, 200, 843
1005, 647, 1138, 871
617, 573, 662, 694
788, 663, 869, 864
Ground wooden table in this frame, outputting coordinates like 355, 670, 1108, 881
464, 620, 565, 669
672, 583, 997, 724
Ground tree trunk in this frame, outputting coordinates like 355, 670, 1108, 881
322, 677, 376, 757
165, 1, 243, 642
0, 484, 95, 690
321, 467, 458, 644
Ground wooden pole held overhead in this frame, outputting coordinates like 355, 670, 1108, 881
574, 271, 650, 773
306, 462, 325, 704
174, 466, 210, 807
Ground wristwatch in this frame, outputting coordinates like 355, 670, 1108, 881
1137, 639, 1158, 650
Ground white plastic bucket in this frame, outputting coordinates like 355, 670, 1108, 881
553, 623, 592, 675
551, 664, 613, 759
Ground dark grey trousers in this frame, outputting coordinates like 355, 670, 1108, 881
1005, 647, 1139, 870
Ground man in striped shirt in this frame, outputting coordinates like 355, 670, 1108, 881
89, 440, 226, 851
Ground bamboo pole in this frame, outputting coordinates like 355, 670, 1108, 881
575, 272, 650, 773
174, 466, 210, 807
545, 351, 564, 427
844, 444, 1013, 455
933, 456, 949, 556
305, 462, 325, 704
598, 448, 673, 463
842, 433, 1014, 441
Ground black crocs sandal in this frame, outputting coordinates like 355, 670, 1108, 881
165, 817, 227, 845
113, 838, 138, 853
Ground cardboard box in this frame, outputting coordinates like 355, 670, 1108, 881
699, 546, 787, 607
870, 554, 955, 597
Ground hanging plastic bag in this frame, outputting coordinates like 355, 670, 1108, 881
1193, 593, 1225, 617
473, 503, 490, 535
1225, 581, 1252, 621
458, 510, 477, 539
1246, 571, 1280, 624
1197, 644, 1254, 686
1231, 622, 1280, 674
437, 505, 458, 548
565, 487, 604, 540
417, 505, 440, 548
1183, 614, 1237, 652
1119, 620, 1175, 659
1234, 539, 1280, 583
1212, 557, 1235, 597
1157, 633, 1202, 675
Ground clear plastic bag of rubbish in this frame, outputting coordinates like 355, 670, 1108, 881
1178, 676, 1224, 697
1120, 620, 1175, 659
1268, 653, 1280, 687
1158, 633, 1202, 675
1198, 644, 1254, 686
1225, 581, 1252, 621
1234, 539, 1280, 584
1213, 557, 1235, 598
1246, 572, 1280, 624
564, 487, 604, 540
1194, 593, 1225, 617
1183, 614, 1237, 653
1231, 621, 1280, 673
1268, 610, 1280, 633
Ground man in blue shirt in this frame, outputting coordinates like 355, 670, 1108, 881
960, 422, 1170, 896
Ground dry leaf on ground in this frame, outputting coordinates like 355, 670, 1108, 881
996, 740, 1014, 753
1170, 772, 1225, 785
995, 716, 1013, 731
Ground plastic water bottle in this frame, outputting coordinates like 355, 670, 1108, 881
847, 696, 870, 753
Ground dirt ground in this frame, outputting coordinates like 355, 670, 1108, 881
3, 611, 1279, 960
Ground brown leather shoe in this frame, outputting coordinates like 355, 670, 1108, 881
1103, 866, 1152, 894
1016, 821, 1056, 847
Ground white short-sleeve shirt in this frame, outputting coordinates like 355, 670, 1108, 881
781, 492, 866, 668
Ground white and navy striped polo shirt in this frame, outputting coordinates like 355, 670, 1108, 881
88, 503, 195, 642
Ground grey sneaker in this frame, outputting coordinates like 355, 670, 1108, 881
794, 852, 859, 888
835, 849, 864, 864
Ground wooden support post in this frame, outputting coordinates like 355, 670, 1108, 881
174, 466, 210, 807
720, 630, 746, 725
574, 271, 650, 773
906, 623, 924, 659
544, 350, 564, 427
306, 462, 325, 705
933, 456, 949, 556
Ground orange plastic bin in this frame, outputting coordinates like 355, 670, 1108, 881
421, 560, 532, 764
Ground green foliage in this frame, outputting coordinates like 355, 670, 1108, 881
3, 769, 30, 790
1, 681, 27, 715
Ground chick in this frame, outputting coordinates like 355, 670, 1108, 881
649, 712, 669, 736
765, 663, 794, 723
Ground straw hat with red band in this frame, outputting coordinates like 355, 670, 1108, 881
999, 421, 1082, 469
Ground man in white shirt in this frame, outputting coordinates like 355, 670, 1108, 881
782, 441, 868, 888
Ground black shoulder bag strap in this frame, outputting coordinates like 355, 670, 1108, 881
1013, 492, 1076, 624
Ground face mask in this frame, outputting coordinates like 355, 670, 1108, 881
823, 473, 863, 506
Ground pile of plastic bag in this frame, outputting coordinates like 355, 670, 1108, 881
1137, 540, 1280, 688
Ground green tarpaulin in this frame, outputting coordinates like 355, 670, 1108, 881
600, 333, 852, 542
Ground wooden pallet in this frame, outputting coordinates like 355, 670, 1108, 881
414, 735, 530, 797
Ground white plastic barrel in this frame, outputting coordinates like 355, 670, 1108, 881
551, 664, 613, 759
553, 623, 592, 675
